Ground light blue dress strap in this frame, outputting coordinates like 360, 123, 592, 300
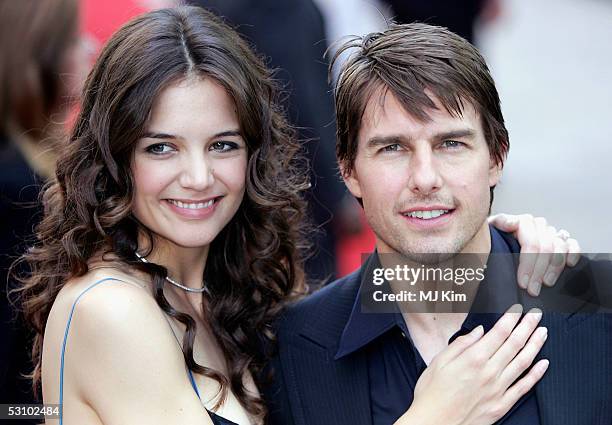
187, 368, 201, 399
159, 315, 201, 399
58, 277, 127, 424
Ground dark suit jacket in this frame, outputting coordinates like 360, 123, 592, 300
263, 231, 612, 425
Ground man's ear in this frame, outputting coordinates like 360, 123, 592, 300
340, 162, 362, 198
488, 158, 503, 187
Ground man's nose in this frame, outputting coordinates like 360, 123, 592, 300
178, 153, 215, 191
407, 147, 442, 195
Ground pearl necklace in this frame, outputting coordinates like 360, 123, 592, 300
134, 252, 209, 294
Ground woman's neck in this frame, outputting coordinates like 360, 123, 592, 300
137, 234, 210, 292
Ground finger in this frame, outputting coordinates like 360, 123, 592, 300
468, 304, 523, 359
436, 325, 485, 364
514, 215, 539, 289
500, 326, 548, 386
527, 220, 554, 296
566, 238, 581, 267
488, 213, 519, 232
501, 359, 549, 410
489, 309, 542, 369
542, 238, 568, 287
528, 253, 551, 296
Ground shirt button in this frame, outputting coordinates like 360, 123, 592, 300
401, 331, 407, 338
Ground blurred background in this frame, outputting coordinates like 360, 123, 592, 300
1, 0, 611, 414
477, 0, 612, 254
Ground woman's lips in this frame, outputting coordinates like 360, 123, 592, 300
163, 197, 220, 219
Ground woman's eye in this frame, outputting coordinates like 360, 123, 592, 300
441, 140, 464, 149
145, 143, 174, 154
210, 141, 239, 152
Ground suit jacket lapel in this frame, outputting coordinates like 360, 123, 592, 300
282, 269, 372, 425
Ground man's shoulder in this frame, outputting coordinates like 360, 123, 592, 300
561, 255, 612, 311
490, 226, 521, 253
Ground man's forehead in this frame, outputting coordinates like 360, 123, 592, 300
358, 85, 481, 137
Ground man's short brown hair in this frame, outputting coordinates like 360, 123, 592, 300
332, 23, 509, 176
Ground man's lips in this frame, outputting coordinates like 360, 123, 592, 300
400, 206, 456, 229
401, 206, 455, 220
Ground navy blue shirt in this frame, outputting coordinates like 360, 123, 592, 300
335, 227, 541, 425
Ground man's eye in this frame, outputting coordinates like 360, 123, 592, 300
210, 141, 239, 152
441, 140, 464, 149
146, 143, 174, 154
381, 143, 401, 152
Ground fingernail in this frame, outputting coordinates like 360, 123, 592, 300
529, 308, 543, 321
539, 359, 550, 372
568, 254, 579, 267
539, 326, 548, 340
520, 274, 529, 288
529, 282, 541, 296
544, 272, 555, 286
508, 304, 524, 314
472, 325, 484, 338
552, 253, 564, 266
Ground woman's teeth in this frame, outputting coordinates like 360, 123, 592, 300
168, 199, 214, 209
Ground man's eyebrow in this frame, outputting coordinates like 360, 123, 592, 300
140, 129, 243, 140
435, 129, 476, 140
365, 129, 475, 148
366, 135, 411, 147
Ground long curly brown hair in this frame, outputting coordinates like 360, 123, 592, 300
12, 6, 309, 420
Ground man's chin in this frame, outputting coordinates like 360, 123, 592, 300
399, 251, 458, 265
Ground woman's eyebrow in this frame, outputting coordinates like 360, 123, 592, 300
141, 131, 178, 140
213, 130, 242, 138
140, 129, 242, 140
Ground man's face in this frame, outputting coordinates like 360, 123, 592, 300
343, 88, 502, 262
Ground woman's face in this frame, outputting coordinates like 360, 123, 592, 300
131, 77, 247, 250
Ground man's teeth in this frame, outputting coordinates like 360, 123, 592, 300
168, 199, 215, 209
404, 209, 449, 219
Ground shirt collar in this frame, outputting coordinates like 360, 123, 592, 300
335, 225, 519, 359
335, 252, 407, 359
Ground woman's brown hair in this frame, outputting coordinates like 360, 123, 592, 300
13, 6, 309, 420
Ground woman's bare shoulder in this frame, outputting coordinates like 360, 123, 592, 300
51, 265, 164, 333
44, 267, 213, 424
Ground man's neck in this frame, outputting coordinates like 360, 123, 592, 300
387, 222, 493, 364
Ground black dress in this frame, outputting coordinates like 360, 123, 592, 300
209, 410, 239, 425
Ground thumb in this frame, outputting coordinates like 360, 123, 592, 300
489, 213, 519, 232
